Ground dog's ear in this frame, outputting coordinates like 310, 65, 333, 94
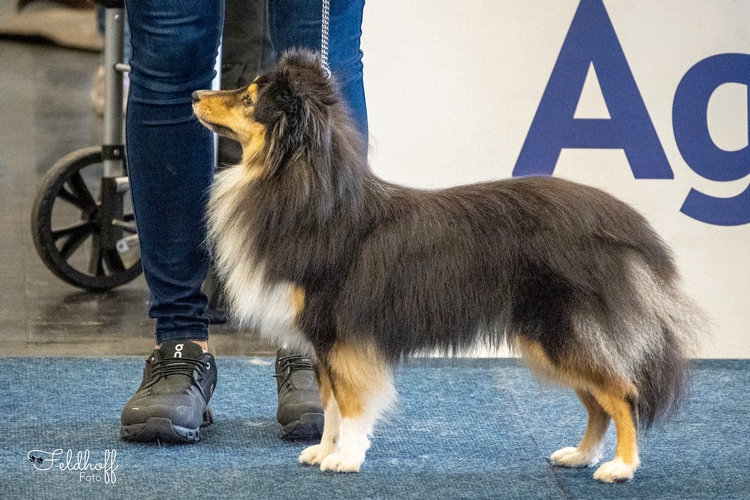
254, 70, 309, 177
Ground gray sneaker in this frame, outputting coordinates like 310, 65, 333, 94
121, 341, 216, 443
275, 349, 324, 441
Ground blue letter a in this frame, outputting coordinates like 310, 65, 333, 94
513, 0, 673, 179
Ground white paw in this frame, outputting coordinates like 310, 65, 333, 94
593, 457, 639, 483
319, 452, 364, 473
299, 444, 336, 466
550, 446, 602, 467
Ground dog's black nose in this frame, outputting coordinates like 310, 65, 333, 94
191, 91, 200, 103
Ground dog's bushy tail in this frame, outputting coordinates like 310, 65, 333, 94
622, 259, 705, 429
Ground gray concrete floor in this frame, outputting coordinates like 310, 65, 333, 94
0, 38, 275, 358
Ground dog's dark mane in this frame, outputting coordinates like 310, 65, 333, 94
236, 52, 382, 288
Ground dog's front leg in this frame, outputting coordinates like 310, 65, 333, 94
300, 366, 342, 465
306, 341, 396, 473
319, 414, 375, 472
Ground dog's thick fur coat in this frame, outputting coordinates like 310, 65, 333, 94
192, 50, 703, 482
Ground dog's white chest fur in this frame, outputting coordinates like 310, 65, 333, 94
207, 166, 311, 352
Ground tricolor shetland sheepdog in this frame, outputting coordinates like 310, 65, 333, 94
192, 49, 703, 482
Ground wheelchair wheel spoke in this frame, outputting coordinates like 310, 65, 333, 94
87, 236, 104, 276
63, 171, 98, 211
103, 249, 126, 272
55, 222, 94, 259
56, 186, 87, 210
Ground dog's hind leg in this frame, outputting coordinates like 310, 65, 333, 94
299, 365, 342, 465
311, 340, 396, 472
588, 383, 641, 482
550, 389, 610, 467
518, 338, 639, 481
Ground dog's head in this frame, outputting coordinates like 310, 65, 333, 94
193, 49, 358, 178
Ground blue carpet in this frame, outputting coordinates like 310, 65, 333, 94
0, 357, 748, 499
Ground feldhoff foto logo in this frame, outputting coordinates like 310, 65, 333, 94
27, 448, 118, 484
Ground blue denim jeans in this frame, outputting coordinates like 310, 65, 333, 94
124, 0, 367, 344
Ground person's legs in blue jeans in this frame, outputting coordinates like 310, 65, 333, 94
120, 0, 223, 443
125, 0, 223, 345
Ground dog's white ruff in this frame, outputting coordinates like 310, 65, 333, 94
209, 166, 313, 353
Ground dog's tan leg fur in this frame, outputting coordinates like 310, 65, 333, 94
290, 285, 305, 315
300, 340, 396, 472
550, 389, 610, 467
517, 338, 640, 482
588, 384, 640, 482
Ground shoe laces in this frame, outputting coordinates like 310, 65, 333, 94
145, 356, 209, 389
274, 354, 314, 386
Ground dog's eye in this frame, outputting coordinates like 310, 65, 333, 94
243, 95, 254, 107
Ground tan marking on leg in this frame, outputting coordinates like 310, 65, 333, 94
289, 285, 305, 320
589, 383, 639, 466
315, 340, 396, 472
516, 337, 606, 388
589, 380, 641, 482
517, 339, 609, 468
517, 338, 640, 480
326, 340, 395, 418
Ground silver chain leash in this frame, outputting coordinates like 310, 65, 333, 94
321, 0, 332, 78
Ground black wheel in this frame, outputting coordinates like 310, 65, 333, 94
31, 146, 142, 291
